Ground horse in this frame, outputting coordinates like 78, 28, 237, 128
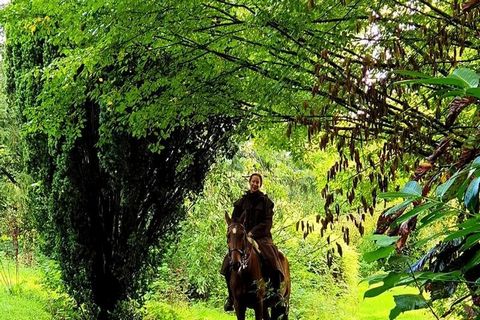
225, 212, 290, 320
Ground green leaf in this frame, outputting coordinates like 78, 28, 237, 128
379, 192, 421, 199
438, 170, 469, 202
384, 200, 413, 216
369, 234, 401, 247
364, 273, 402, 298
415, 271, 461, 282
436, 174, 458, 199
436, 89, 466, 99
472, 156, 480, 168
389, 294, 428, 320
418, 208, 454, 229
363, 245, 395, 263
444, 225, 480, 241
464, 250, 480, 271
452, 68, 479, 88
464, 177, 480, 214
396, 77, 468, 88
461, 233, 480, 251
466, 88, 480, 99
401, 181, 422, 197
393, 202, 438, 226
458, 216, 480, 229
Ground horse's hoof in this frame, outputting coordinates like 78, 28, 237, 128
224, 298, 234, 312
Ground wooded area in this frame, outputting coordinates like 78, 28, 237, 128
0, 0, 479, 319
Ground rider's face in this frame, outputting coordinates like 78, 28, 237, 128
249, 175, 261, 192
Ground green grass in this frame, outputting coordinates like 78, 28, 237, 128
145, 301, 237, 320
0, 263, 51, 320
358, 282, 434, 320
0, 263, 439, 320
147, 282, 436, 320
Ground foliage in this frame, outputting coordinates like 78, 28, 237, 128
2, 0, 250, 317
365, 67, 480, 318
2, 0, 479, 318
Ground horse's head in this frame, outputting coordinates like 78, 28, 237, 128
225, 211, 247, 272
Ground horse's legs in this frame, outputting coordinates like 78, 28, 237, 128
271, 303, 288, 320
262, 305, 271, 320
234, 302, 246, 320
253, 299, 264, 320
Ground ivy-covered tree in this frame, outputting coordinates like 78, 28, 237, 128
2, 0, 252, 318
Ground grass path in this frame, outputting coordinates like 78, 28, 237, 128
150, 283, 435, 320
0, 265, 437, 320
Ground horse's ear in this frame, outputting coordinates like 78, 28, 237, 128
225, 211, 232, 225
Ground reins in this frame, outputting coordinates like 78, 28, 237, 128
227, 223, 255, 272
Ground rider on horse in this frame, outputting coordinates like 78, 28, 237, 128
221, 173, 285, 312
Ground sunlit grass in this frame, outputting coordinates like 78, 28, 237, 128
358, 282, 434, 320
0, 262, 440, 320
0, 263, 51, 320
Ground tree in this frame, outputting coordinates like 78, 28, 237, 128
2, 0, 249, 317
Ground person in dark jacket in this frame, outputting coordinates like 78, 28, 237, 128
221, 173, 285, 312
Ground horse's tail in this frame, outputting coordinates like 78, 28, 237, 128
282, 256, 291, 302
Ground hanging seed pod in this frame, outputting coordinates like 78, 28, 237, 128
336, 243, 343, 257
359, 224, 365, 236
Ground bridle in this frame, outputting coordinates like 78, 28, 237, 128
227, 223, 250, 272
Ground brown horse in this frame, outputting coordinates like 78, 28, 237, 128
225, 212, 290, 320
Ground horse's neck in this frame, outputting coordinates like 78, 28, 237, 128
232, 240, 260, 277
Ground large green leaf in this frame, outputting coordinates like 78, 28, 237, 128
379, 192, 422, 199
444, 225, 480, 241
401, 181, 422, 197
397, 77, 468, 88
418, 208, 455, 229
389, 294, 428, 320
472, 156, 480, 168
393, 202, 438, 226
464, 250, 480, 271
369, 234, 401, 247
458, 216, 480, 229
415, 271, 462, 282
364, 273, 403, 298
466, 88, 480, 99
461, 233, 480, 251
452, 68, 479, 88
384, 200, 413, 216
363, 245, 395, 263
464, 177, 480, 214
436, 172, 462, 201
